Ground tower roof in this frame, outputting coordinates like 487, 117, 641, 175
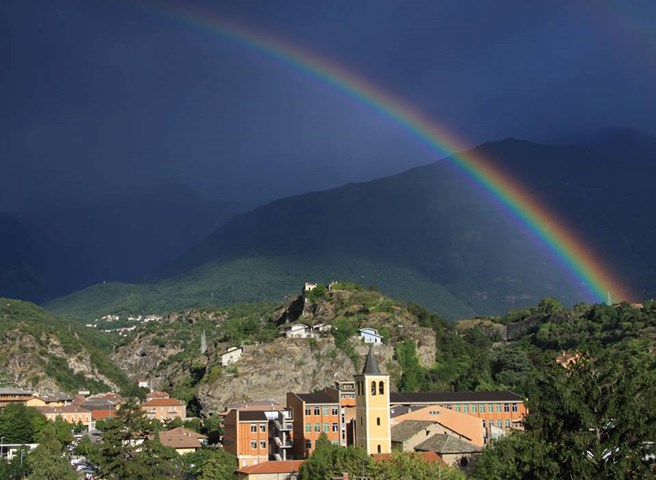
362, 346, 381, 375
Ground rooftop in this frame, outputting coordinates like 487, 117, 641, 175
236, 460, 304, 475
0, 388, 33, 395
239, 410, 269, 421
362, 346, 381, 375
295, 392, 338, 405
390, 391, 523, 404
391, 420, 436, 443
414, 434, 482, 455
141, 398, 184, 407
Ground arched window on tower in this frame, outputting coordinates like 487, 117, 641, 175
379, 381, 384, 395
371, 381, 377, 395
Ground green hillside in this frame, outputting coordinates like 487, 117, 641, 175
45, 254, 474, 321
0, 298, 132, 393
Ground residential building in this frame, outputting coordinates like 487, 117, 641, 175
236, 459, 303, 480
0, 388, 33, 407
224, 410, 271, 467
354, 347, 391, 455
141, 398, 186, 421
323, 381, 357, 446
287, 391, 340, 458
221, 346, 243, 366
35, 405, 92, 430
26, 394, 72, 407
389, 391, 526, 441
282, 324, 314, 339
158, 427, 207, 455
357, 328, 382, 344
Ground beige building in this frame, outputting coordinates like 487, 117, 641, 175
141, 398, 186, 421
236, 459, 303, 480
35, 405, 92, 430
158, 427, 207, 455
353, 347, 391, 455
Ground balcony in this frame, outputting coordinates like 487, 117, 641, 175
273, 437, 293, 449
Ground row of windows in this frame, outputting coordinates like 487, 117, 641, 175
305, 422, 339, 433
249, 423, 267, 433
305, 439, 339, 449
446, 403, 518, 414
304, 406, 339, 416
483, 419, 512, 428
356, 381, 385, 396
249, 440, 267, 450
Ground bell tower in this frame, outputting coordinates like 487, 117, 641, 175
353, 346, 391, 454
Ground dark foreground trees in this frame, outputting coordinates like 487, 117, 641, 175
474, 344, 656, 479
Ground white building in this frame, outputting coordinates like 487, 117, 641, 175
221, 346, 243, 366
358, 327, 383, 344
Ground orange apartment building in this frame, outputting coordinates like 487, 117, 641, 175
223, 408, 294, 468
141, 397, 186, 421
389, 391, 527, 441
287, 391, 341, 458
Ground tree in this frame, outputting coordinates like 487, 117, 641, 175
371, 450, 466, 480
196, 448, 237, 480
0, 404, 45, 444
473, 345, 656, 479
26, 424, 76, 480
299, 433, 371, 480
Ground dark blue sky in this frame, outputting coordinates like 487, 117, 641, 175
1, 0, 655, 213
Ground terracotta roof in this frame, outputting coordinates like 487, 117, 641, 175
236, 460, 304, 474
225, 400, 283, 412
371, 451, 446, 465
146, 391, 170, 399
36, 406, 91, 415
91, 410, 116, 420
158, 428, 206, 450
390, 391, 522, 404
391, 420, 436, 443
414, 434, 482, 454
141, 398, 184, 407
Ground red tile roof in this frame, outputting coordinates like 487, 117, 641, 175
158, 428, 207, 450
236, 460, 304, 474
141, 398, 184, 407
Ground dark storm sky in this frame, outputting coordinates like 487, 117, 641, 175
1, 0, 655, 213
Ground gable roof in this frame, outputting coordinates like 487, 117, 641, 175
362, 346, 381, 375
414, 434, 482, 454
141, 398, 184, 407
391, 420, 436, 443
158, 427, 207, 450
236, 460, 304, 474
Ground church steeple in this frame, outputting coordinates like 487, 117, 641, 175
353, 346, 391, 454
362, 345, 381, 375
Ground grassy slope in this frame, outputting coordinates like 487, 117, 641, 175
0, 298, 132, 392
45, 255, 475, 321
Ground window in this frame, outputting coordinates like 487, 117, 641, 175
376, 417, 381, 426
379, 381, 384, 395
512, 404, 518, 412
488, 404, 493, 413
323, 406, 329, 415
505, 420, 511, 428
371, 381, 377, 395
305, 424, 312, 433
250, 424, 257, 433
314, 423, 321, 432
377, 445, 382, 454
332, 440, 339, 446
503, 403, 510, 413
471, 404, 477, 413
314, 407, 320, 416
250, 441, 257, 449
305, 440, 312, 450
332, 423, 339, 432
496, 404, 502, 413
331, 407, 339, 415
455, 405, 460, 412
462, 404, 469, 413
260, 424, 266, 432
260, 440, 266, 449
305, 407, 311, 416
497, 420, 503, 428
323, 423, 330, 432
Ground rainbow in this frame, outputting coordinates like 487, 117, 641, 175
134, 0, 630, 303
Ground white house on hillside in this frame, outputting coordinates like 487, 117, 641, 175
358, 327, 383, 344
221, 346, 243, 366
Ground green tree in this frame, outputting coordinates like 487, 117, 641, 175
0, 404, 45, 444
299, 433, 371, 480
371, 450, 466, 480
473, 345, 656, 479
196, 448, 237, 480
130, 436, 184, 480
26, 424, 76, 480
